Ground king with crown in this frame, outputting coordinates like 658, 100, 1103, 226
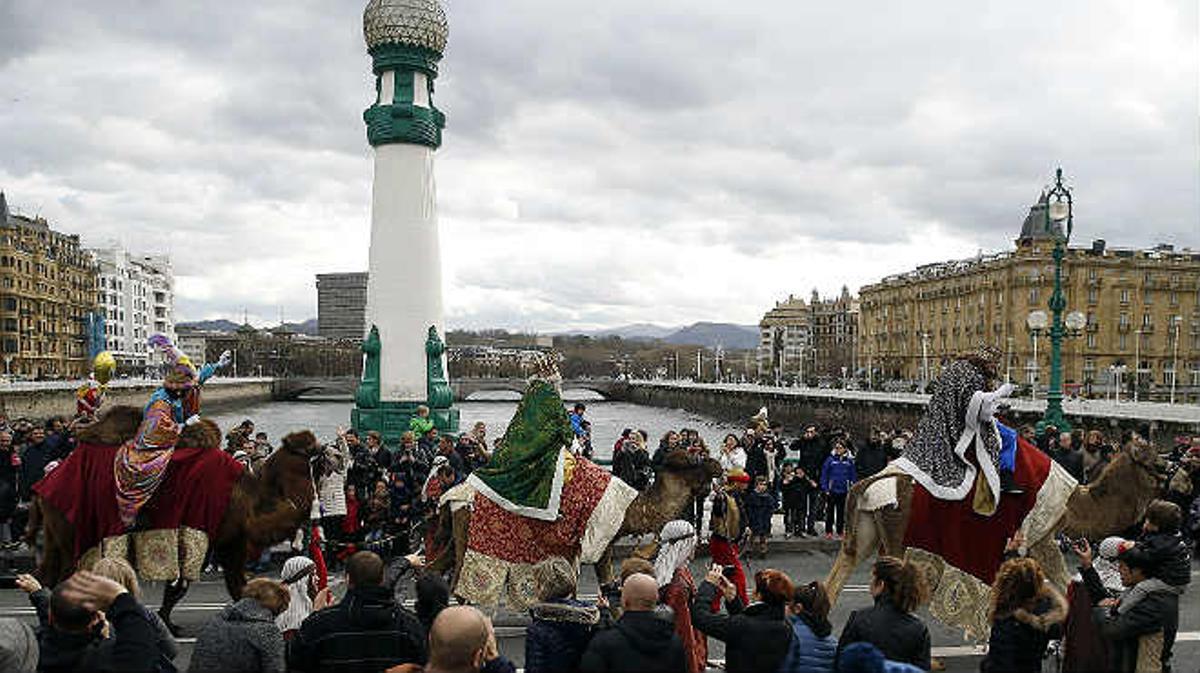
113, 334, 231, 529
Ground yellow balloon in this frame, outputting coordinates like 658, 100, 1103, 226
94, 351, 117, 385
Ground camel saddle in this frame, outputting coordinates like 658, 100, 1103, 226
33, 441, 244, 581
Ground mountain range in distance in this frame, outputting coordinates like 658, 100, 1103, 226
177, 318, 759, 350
561, 322, 760, 350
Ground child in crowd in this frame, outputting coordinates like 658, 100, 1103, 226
1136, 499, 1192, 589
362, 480, 390, 547
779, 461, 808, 538
820, 440, 857, 540
744, 475, 777, 558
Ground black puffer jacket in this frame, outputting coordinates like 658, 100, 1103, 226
836, 595, 931, 671
1136, 531, 1192, 587
690, 581, 792, 673
287, 584, 426, 673
579, 610, 685, 673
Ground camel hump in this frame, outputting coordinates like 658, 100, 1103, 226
853, 468, 912, 512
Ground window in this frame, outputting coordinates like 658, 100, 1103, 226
1088, 268, 1098, 280
1087, 287, 1098, 304
1086, 311, 1096, 327
1143, 313, 1152, 328
1119, 313, 1129, 328
1170, 290, 1178, 306
1120, 333, 1128, 350
1029, 287, 1040, 304
1144, 290, 1154, 305
1087, 333, 1096, 348
1121, 289, 1130, 304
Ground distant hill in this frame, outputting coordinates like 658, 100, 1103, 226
177, 319, 241, 333
665, 322, 759, 350
558, 321, 758, 349
177, 318, 319, 335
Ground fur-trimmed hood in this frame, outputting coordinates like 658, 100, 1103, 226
1009, 586, 1069, 632
529, 599, 600, 626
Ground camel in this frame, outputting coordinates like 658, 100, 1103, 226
431, 449, 723, 589
825, 436, 1167, 606
29, 406, 325, 634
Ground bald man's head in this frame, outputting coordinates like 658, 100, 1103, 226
621, 573, 659, 613
429, 605, 489, 673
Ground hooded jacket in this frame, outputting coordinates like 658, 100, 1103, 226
579, 610, 686, 673
286, 584, 426, 673
189, 597, 285, 673
836, 595, 931, 672
525, 598, 601, 673
779, 613, 837, 673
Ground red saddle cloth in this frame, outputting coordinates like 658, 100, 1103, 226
33, 441, 245, 560
902, 434, 1054, 585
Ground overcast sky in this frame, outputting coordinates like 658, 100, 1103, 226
2, 1, 1197, 331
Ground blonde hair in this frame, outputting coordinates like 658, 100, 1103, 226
243, 578, 290, 616
91, 558, 141, 599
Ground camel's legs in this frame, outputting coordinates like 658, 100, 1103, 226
158, 578, 190, 637
826, 509, 878, 605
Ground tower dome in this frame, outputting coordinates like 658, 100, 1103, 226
363, 0, 448, 55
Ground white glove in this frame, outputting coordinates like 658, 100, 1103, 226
978, 383, 1015, 425
185, 415, 201, 427
217, 350, 232, 368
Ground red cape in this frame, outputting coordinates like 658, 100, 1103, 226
902, 434, 1053, 585
33, 441, 245, 559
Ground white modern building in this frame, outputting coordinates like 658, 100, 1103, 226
90, 246, 175, 371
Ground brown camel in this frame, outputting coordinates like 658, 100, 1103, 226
432, 449, 722, 589
825, 436, 1166, 605
29, 405, 324, 634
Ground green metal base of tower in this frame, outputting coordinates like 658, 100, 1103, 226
352, 401, 460, 444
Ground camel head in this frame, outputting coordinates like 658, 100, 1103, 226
279, 429, 328, 483
1121, 436, 1171, 488
655, 449, 724, 498
75, 405, 143, 446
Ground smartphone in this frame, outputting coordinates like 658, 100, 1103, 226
0, 576, 18, 590
721, 565, 737, 579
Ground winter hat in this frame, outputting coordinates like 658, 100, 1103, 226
726, 468, 750, 484
838, 642, 886, 673
1093, 536, 1131, 592
0, 618, 37, 673
532, 555, 578, 602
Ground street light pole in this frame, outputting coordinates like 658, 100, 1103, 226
1171, 317, 1180, 404
1038, 167, 1073, 434
1134, 327, 1142, 403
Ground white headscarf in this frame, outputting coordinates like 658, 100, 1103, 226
653, 519, 697, 588
275, 556, 315, 633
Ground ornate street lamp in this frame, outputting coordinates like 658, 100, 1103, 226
1038, 167, 1074, 434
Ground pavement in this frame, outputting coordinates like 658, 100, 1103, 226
2, 543, 1197, 673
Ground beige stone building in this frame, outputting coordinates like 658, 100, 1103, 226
758, 288, 859, 384
0, 193, 100, 379
858, 195, 1200, 402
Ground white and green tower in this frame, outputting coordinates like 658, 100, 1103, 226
353, 0, 459, 441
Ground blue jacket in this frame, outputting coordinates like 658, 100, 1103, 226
820, 455, 856, 494
778, 614, 837, 673
743, 489, 777, 535
568, 411, 586, 438
146, 362, 219, 423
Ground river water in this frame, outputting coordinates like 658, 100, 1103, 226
209, 390, 741, 461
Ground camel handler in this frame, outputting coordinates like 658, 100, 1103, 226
708, 468, 750, 606
113, 334, 231, 530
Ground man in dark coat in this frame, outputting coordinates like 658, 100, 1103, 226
791, 426, 827, 535
579, 573, 685, 673
288, 551, 426, 672
854, 429, 890, 481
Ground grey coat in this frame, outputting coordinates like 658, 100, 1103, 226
189, 598, 285, 673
